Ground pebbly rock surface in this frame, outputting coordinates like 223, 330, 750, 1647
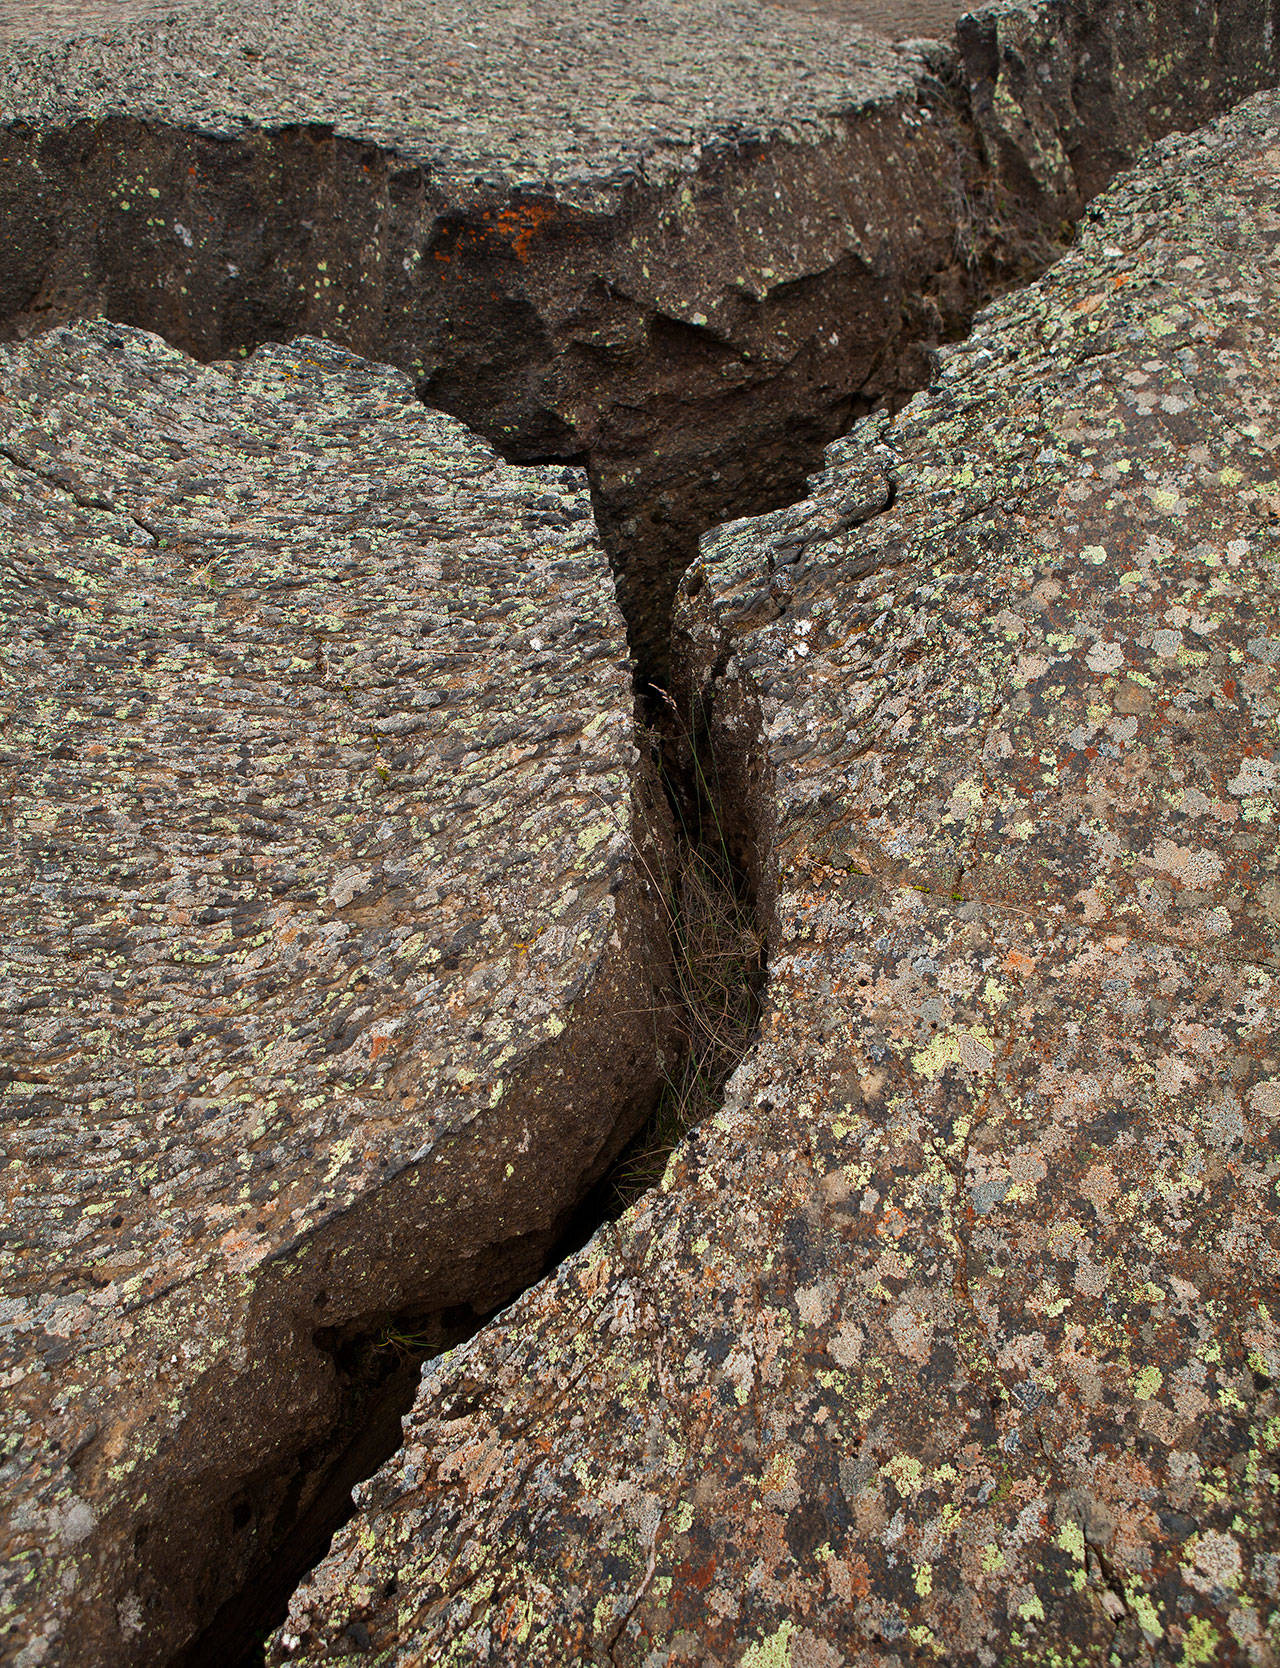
3, 0, 1278, 669
0, 0, 962, 47
274, 92, 1280, 1668
0, 323, 676, 1666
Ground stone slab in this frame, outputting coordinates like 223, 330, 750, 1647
4, 0, 1276, 675
0, 0, 963, 51
273, 92, 1280, 1668
0, 323, 673, 1665
0, 0, 931, 198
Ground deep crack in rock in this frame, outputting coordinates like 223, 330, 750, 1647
271, 87, 1280, 1666
5, 0, 1278, 679
2, 1, 1280, 1664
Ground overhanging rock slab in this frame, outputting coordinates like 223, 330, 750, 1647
3, 0, 1278, 669
274, 93, 1280, 1667
0, 324, 674, 1666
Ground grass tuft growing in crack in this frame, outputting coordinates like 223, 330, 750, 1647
606, 690, 766, 1209
611, 839, 764, 1204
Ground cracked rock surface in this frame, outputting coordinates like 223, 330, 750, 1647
0, 323, 674, 1666
4, 0, 1277, 669
0, 0, 968, 46
0, 0, 928, 195
274, 92, 1280, 1667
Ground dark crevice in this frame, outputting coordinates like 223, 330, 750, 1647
189, 521, 772, 1668
566, 682, 769, 1236
5, 8, 1280, 1661
190, 1319, 474, 1668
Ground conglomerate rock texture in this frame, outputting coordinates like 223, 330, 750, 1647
2, 0, 1278, 666
0, 0, 959, 50
274, 92, 1280, 1668
0, 325, 675, 1666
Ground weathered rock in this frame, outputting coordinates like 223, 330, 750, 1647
0, 323, 676, 1666
3, 0, 1277, 669
273, 93, 1280, 1667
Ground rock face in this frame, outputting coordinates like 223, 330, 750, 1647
0, 324, 675, 1666
274, 93, 1280, 1667
3, 0, 1278, 668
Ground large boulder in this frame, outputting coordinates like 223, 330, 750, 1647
274, 92, 1280, 1667
3, 0, 1278, 669
0, 324, 675, 1666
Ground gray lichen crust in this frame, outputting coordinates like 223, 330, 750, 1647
274, 94, 1280, 1667
5, 0, 1277, 677
0, 325, 673, 1665
0, 0, 927, 202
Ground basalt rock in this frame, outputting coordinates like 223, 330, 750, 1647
2, 0, 1278, 670
0, 324, 676, 1667
273, 92, 1280, 1668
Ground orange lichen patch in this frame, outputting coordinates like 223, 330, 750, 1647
489, 201, 559, 263
495, 1600, 524, 1644
877, 1205, 908, 1239
676, 1555, 717, 1592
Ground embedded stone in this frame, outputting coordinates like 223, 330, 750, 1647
274, 92, 1280, 1667
0, 323, 674, 1666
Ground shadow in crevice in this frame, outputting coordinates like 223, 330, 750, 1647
564, 672, 769, 1241
197, 703, 768, 1668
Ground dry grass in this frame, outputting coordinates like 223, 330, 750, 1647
610, 711, 765, 1205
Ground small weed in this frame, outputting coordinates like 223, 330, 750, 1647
374, 1324, 438, 1363
610, 695, 765, 1209
576, 680, 765, 1211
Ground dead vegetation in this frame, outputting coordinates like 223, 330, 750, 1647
609, 697, 766, 1207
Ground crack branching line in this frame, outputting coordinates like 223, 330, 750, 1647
765, 468, 899, 572
0, 440, 162, 543
604, 1515, 663, 1667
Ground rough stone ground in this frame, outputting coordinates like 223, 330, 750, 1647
0, 2, 176, 42
274, 92, 1280, 1668
0, 0, 950, 194
3, 0, 1277, 668
0, 0, 966, 55
0, 326, 676, 1666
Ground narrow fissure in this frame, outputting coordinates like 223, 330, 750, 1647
62, 171, 1033, 1668
9, 12, 1280, 1657
191, 545, 774, 1668
188, 1318, 476, 1668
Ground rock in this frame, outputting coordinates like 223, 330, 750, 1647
0, 322, 676, 1666
2, 0, 1277, 669
273, 92, 1280, 1667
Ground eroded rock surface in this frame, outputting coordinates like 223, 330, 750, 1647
0, 323, 675, 1666
3, 0, 1277, 667
274, 93, 1280, 1667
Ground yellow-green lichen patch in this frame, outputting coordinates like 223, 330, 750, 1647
273, 92, 1280, 1668
0, 325, 674, 1663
